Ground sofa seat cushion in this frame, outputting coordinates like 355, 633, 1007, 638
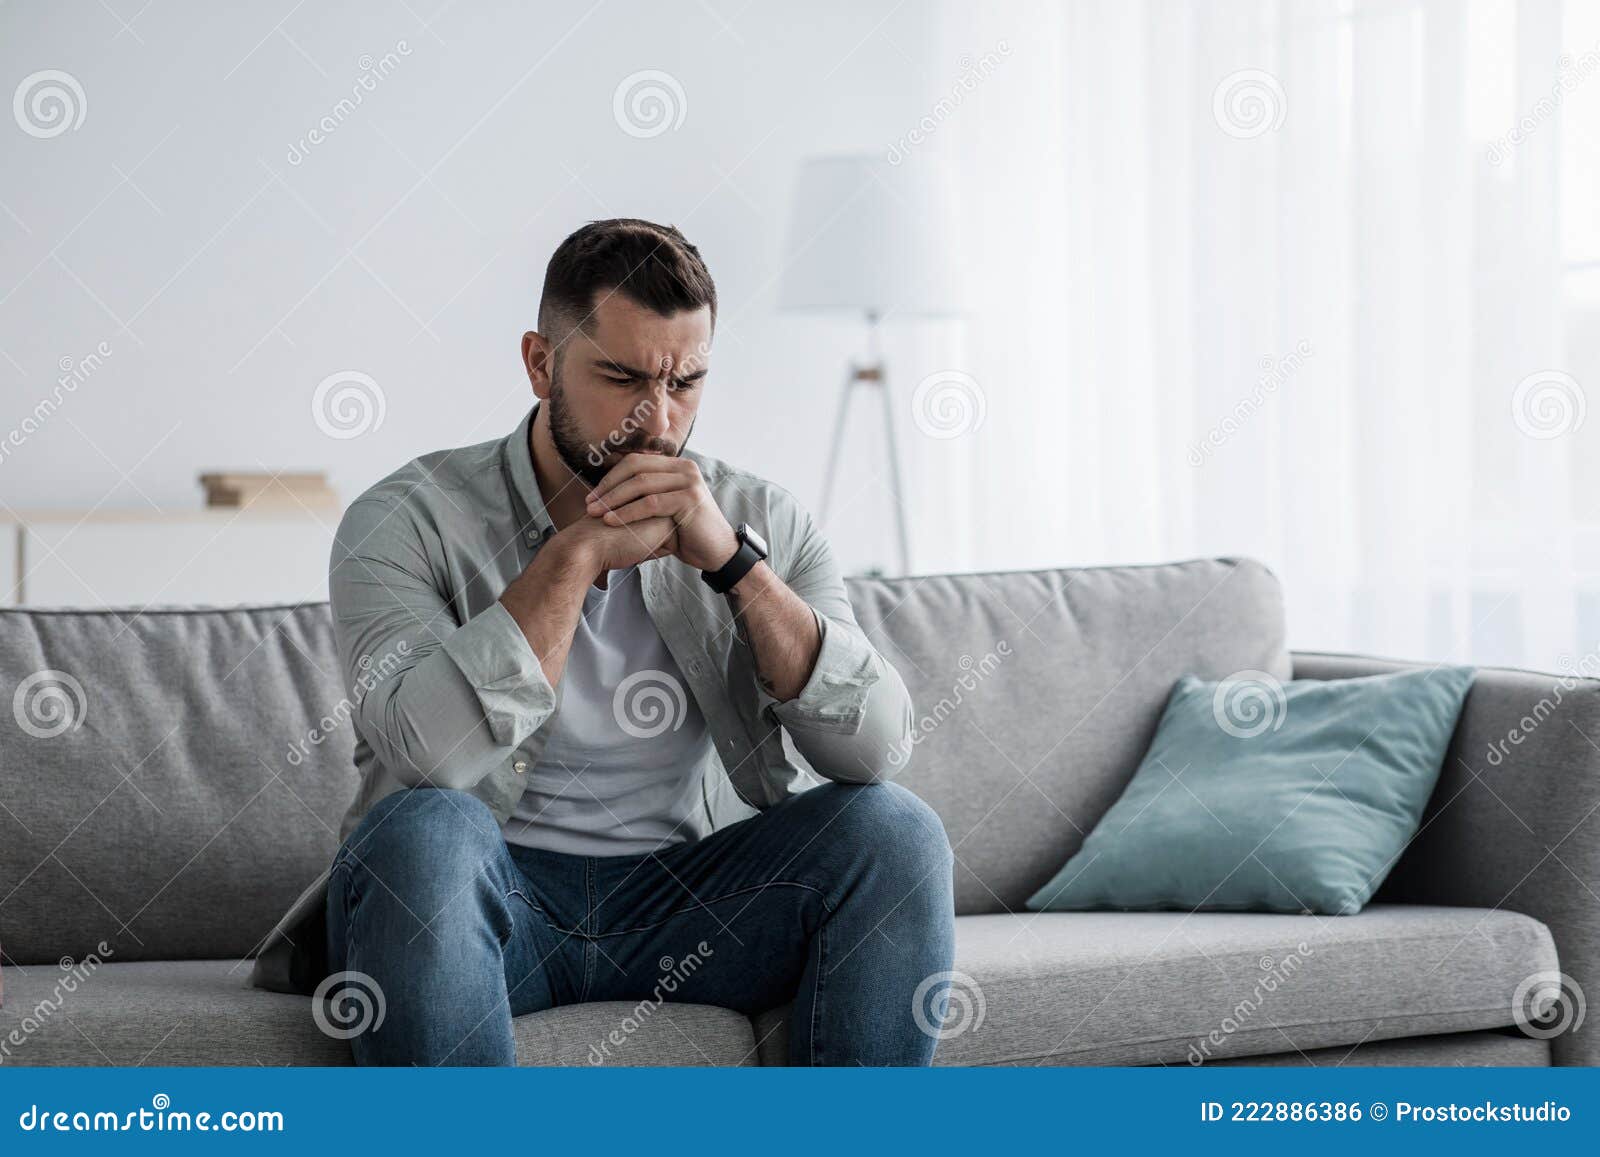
0, 959, 756, 1066
754, 904, 1557, 1065
1203, 1029, 1549, 1067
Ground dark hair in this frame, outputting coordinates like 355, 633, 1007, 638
538, 218, 716, 339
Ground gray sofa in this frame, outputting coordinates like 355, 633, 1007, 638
2, 557, 1593, 1066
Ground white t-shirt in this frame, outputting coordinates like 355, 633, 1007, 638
500, 564, 714, 857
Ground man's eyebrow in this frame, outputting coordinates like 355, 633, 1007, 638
593, 358, 652, 379
593, 357, 709, 382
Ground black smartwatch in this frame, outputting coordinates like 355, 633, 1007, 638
701, 523, 769, 594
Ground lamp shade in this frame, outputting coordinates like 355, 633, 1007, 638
777, 154, 963, 318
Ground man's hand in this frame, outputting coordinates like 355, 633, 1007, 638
557, 510, 680, 576
498, 510, 679, 690
585, 453, 739, 572
581, 452, 824, 702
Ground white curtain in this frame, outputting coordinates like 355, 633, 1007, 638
917, 0, 1593, 672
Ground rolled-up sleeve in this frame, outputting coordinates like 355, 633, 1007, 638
330, 498, 555, 790
762, 502, 915, 783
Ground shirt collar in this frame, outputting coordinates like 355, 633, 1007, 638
501, 402, 556, 548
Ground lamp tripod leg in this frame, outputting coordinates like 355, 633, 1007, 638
818, 366, 856, 529
877, 369, 912, 576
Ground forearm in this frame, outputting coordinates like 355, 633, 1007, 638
340, 593, 557, 791
331, 499, 602, 793
497, 533, 600, 688
764, 606, 916, 784
725, 560, 821, 702
583, 453, 913, 777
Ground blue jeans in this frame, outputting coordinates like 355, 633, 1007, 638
323, 780, 956, 1066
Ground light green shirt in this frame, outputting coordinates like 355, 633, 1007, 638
249, 402, 915, 993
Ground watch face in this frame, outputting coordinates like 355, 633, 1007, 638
739, 523, 768, 558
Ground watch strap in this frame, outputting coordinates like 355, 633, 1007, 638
701, 538, 762, 594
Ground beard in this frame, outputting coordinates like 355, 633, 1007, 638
546, 376, 689, 488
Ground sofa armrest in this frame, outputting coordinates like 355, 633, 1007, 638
1293, 650, 1600, 1065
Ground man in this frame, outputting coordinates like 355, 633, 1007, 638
247, 218, 955, 1066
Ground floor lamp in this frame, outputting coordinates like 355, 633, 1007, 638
778, 155, 962, 577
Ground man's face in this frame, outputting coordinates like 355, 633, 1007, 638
540, 293, 712, 488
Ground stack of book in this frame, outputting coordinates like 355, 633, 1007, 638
199, 471, 339, 513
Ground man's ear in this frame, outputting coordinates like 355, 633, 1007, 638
523, 330, 554, 399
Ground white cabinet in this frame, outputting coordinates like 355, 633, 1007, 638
5, 511, 337, 608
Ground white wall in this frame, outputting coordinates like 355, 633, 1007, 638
1, 0, 973, 575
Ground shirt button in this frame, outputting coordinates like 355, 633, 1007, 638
513, 760, 528, 774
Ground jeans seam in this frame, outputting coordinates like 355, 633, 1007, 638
325, 860, 351, 971
329, 857, 361, 914
580, 857, 597, 1002
503, 887, 551, 925
810, 919, 827, 1066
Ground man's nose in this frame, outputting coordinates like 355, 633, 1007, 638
642, 383, 674, 436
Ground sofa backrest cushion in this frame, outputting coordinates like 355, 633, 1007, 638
0, 605, 356, 965
0, 556, 1290, 961
843, 558, 1291, 914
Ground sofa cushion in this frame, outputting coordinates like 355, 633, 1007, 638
0, 959, 756, 1066
843, 558, 1291, 914
1026, 667, 1476, 915
753, 904, 1556, 1066
1203, 1029, 1549, 1067
3, 560, 1287, 963
0, 605, 358, 965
